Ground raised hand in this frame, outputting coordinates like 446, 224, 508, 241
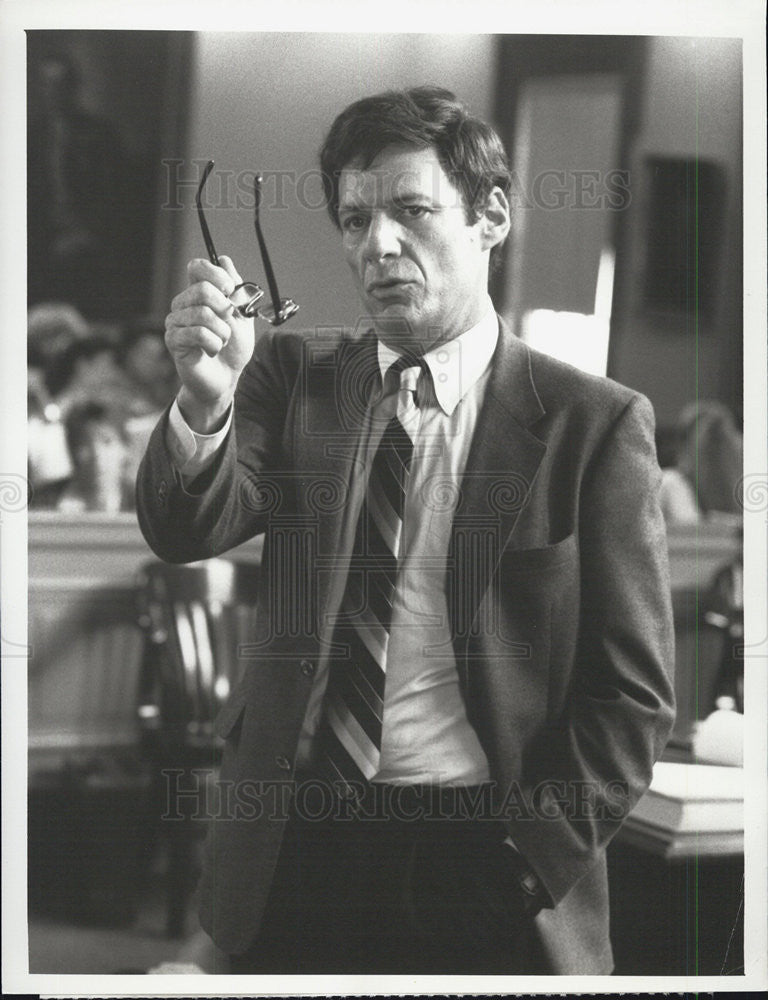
164, 256, 256, 432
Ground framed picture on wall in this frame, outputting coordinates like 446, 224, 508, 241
27, 30, 192, 322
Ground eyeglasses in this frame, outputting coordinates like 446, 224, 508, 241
195, 160, 299, 326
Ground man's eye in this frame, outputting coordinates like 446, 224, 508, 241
341, 215, 367, 232
401, 205, 429, 219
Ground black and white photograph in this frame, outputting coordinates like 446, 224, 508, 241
1, 0, 766, 994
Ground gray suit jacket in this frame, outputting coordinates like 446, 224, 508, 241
136, 319, 675, 973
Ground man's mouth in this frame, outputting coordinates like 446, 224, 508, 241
366, 278, 412, 294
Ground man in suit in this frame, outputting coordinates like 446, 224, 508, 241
137, 86, 675, 975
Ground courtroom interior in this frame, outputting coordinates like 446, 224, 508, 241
25, 30, 745, 976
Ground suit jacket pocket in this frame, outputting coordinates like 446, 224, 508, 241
492, 531, 579, 673
501, 532, 577, 574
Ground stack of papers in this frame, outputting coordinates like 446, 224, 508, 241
623, 762, 743, 858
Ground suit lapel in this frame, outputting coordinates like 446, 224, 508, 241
294, 329, 379, 560
448, 319, 547, 658
294, 321, 547, 666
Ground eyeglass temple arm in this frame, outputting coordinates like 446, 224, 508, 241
253, 174, 284, 318
196, 160, 220, 266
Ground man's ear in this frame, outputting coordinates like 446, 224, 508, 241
478, 186, 511, 251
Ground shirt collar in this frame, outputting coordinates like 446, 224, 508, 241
376, 300, 499, 416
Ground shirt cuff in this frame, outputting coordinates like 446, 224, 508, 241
502, 836, 546, 911
166, 397, 233, 477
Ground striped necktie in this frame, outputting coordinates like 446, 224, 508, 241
315, 354, 424, 796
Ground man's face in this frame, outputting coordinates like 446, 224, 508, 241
75, 350, 119, 388
126, 334, 174, 386
73, 421, 125, 477
338, 145, 499, 352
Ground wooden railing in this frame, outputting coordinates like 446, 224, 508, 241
27, 514, 739, 769
28, 513, 261, 772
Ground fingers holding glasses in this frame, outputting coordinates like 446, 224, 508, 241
167, 279, 234, 362
183, 256, 242, 308
216, 255, 264, 320
178, 256, 263, 322
164, 256, 257, 410
186, 254, 241, 288
168, 257, 249, 340
165, 310, 231, 358
216, 254, 242, 289
167, 271, 235, 367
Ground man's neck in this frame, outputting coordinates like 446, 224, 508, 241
373, 296, 495, 355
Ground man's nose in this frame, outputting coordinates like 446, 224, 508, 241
362, 213, 400, 262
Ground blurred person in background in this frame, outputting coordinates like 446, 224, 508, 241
660, 400, 743, 525
58, 401, 131, 514
49, 335, 133, 417
28, 301, 90, 394
28, 310, 179, 508
118, 318, 180, 490
118, 317, 180, 417
28, 350, 73, 508
27, 302, 90, 506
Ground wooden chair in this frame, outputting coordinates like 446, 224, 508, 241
668, 555, 744, 757
136, 558, 260, 937
700, 557, 744, 713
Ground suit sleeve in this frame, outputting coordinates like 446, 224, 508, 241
507, 392, 676, 906
135, 331, 293, 563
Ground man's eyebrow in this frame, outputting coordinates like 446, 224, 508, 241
337, 197, 368, 214
338, 188, 438, 212
391, 189, 436, 205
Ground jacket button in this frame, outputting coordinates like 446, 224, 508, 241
158, 479, 168, 501
275, 755, 291, 771
300, 659, 315, 677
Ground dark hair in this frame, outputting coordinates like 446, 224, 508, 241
319, 85, 511, 257
47, 336, 115, 396
674, 400, 743, 515
117, 316, 165, 363
64, 400, 126, 458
